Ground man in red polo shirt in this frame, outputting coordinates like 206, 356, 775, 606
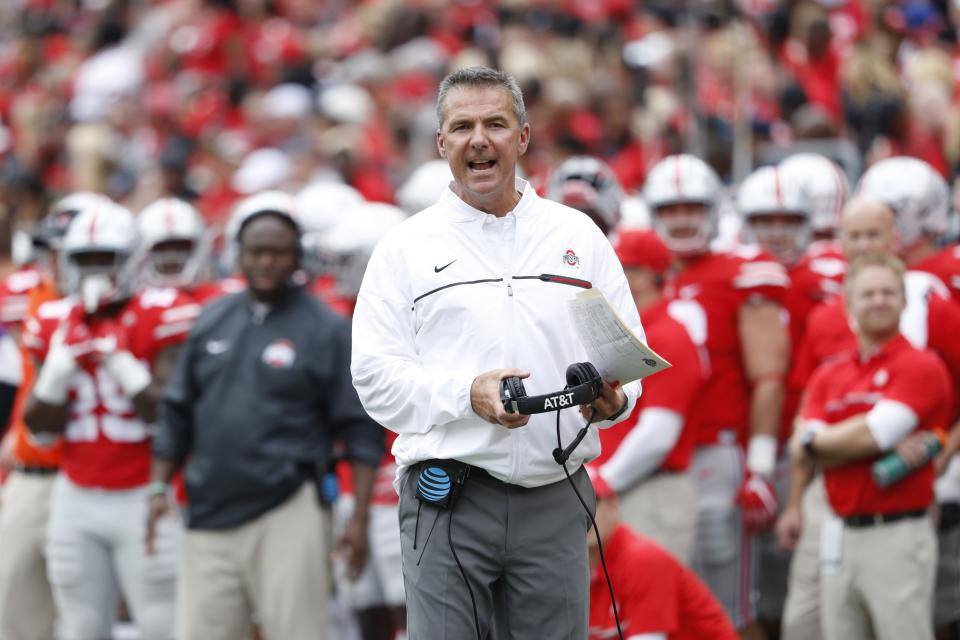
788, 253, 952, 640
586, 468, 738, 640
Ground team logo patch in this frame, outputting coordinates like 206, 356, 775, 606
262, 339, 296, 369
562, 249, 580, 268
873, 368, 889, 388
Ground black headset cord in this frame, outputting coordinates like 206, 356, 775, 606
449, 507, 482, 639
555, 407, 625, 640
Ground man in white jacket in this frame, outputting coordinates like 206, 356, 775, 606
351, 66, 644, 639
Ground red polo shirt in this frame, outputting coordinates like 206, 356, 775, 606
589, 525, 737, 640
801, 335, 953, 517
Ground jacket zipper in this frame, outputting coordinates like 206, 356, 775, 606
511, 274, 593, 289
411, 278, 504, 307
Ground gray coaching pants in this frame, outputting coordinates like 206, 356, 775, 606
398, 463, 596, 640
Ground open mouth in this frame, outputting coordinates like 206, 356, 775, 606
468, 160, 496, 171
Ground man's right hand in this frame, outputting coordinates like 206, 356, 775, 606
145, 493, 171, 555
775, 504, 802, 551
471, 368, 531, 429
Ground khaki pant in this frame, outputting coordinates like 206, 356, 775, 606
782, 474, 830, 640
619, 471, 697, 565
0, 471, 56, 640
821, 514, 936, 640
177, 482, 328, 640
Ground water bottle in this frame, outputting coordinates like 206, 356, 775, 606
872, 431, 944, 488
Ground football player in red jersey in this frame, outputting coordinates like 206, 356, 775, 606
545, 155, 624, 238
644, 154, 790, 633
311, 201, 406, 640
300, 200, 406, 318
858, 157, 960, 302
0, 191, 111, 640
585, 467, 738, 640
22, 202, 199, 640
593, 228, 704, 565
737, 164, 848, 635
137, 197, 245, 306
0, 193, 111, 332
778, 153, 849, 243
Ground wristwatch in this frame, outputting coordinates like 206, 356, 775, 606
801, 429, 817, 456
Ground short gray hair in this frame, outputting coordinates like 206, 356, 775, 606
436, 66, 526, 128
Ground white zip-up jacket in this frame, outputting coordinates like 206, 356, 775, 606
351, 179, 644, 488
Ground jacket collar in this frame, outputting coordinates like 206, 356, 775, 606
441, 178, 537, 223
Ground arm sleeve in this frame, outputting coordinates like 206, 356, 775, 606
351, 239, 479, 435
882, 353, 953, 424
733, 257, 789, 304
865, 399, 919, 450
153, 332, 196, 467
324, 320, 384, 468
600, 407, 683, 492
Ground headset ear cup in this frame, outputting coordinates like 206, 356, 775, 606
505, 376, 527, 401
566, 362, 602, 398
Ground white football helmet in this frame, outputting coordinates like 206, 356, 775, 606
295, 182, 366, 277
546, 156, 624, 236
320, 202, 406, 299
60, 202, 139, 312
643, 154, 722, 256
396, 160, 454, 215
778, 153, 849, 235
856, 157, 951, 247
136, 198, 208, 288
737, 166, 812, 266
40, 192, 112, 250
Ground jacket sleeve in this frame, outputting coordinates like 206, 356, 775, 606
325, 319, 384, 467
153, 330, 196, 467
351, 238, 477, 435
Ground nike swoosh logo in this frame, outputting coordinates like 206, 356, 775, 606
434, 260, 457, 273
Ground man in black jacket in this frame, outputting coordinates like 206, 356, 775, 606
149, 191, 383, 640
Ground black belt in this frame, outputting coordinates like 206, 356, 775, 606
843, 509, 927, 528
939, 502, 960, 533
14, 465, 57, 476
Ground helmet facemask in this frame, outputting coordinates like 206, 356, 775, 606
62, 249, 135, 313
744, 212, 811, 266
652, 201, 716, 257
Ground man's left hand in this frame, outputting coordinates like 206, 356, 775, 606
337, 514, 370, 581
580, 380, 626, 422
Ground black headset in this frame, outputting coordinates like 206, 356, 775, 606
500, 362, 602, 415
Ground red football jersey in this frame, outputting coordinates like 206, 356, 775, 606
663, 250, 788, 447
307, 275, 355, 317
589, 525, 738, 640
802, 336, 953, 516
912, 244, 960, 303
780, 257, 845, 441
188, 276, 246, 305
25, 288, 200, 489
596, 300, 705, 472
0, 265, 44, 329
